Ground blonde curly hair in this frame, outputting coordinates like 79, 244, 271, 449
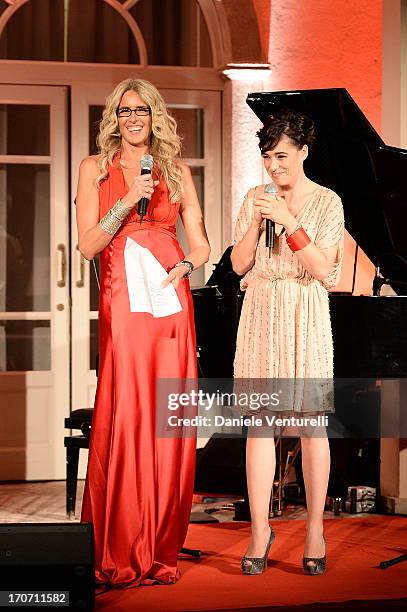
96, 78, 183, 202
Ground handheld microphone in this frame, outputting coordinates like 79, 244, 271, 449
264, 183, 278, 257
138, 154, 154, 224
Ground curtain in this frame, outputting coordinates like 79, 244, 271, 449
0, 0, 212, 66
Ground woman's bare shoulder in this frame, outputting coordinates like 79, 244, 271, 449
79, 155, 100, 176
177, 159, 191, 178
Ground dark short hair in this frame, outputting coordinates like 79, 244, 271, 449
257, 107, 316, 153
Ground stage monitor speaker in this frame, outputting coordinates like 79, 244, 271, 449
0, 523, 94, 610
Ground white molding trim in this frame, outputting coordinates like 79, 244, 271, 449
0, 0, 30, 39
197, 0, 231, 67
0, 155, 50, 164
0, 60, 224, 90
0, 312, 51, 320
123, 0, 140, 8
382, 0, 407, 148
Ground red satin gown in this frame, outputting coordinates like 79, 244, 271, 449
80, 157, 197, 587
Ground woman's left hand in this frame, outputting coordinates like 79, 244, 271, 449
161, 265, 187, 289
254, 194, 293, 227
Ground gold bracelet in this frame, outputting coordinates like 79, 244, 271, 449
110, 198, 132, 221
99, 212, 122, 235
99, 199, 132, 236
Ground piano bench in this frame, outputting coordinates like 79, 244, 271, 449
64, 408, 94, 519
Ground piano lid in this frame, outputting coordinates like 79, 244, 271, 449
246, 88, 407, 294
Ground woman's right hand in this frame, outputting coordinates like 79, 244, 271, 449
121, 174, 159, 208
252, 206, 263, 225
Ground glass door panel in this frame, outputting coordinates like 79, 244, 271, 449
0, 163, 50, 314
0, 319, 50, 371
0, 104, 50, 155
0, 85, 69, 480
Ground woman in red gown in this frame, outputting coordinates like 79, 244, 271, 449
75, 78, 210, 587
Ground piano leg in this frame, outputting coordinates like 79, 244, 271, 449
66, 445, 80, 519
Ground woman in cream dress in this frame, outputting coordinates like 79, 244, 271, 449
231, 108, 344, 575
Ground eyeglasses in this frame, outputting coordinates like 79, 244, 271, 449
117, 106, 151, 118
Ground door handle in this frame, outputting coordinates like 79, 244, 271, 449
76, 244, 85, 288
57, 244, 66, 288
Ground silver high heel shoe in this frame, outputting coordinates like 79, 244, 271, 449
303, 535, 326, 575
241, 527, 275, 575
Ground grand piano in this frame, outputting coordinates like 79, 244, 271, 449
192, 88, 407, 504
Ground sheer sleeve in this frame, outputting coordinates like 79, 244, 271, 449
315, 191, 345, 290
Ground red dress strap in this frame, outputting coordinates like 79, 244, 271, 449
99, 157, 180, 232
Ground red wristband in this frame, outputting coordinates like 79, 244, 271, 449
286, 226, 311, 252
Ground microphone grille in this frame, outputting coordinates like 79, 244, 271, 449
140, 154, 154, 171
265, 183, 278, 195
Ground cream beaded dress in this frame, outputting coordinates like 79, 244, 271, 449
233, 184, 345, 415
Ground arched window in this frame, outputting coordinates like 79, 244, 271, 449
0, 0, 213, 66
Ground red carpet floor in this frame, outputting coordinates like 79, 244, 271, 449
97, 515, 407, 611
